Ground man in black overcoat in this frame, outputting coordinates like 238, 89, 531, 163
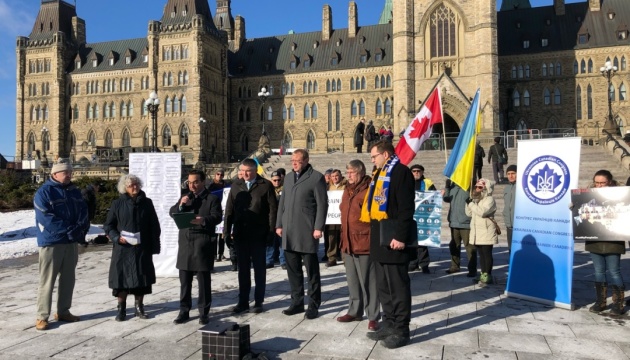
224, 159, 277, 314
364, 140, 415, 349
354, 118, 365, 153
169, 169, 222, 325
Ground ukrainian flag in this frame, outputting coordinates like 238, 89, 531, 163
253, 157, 265, 176
443, 89, 482, 191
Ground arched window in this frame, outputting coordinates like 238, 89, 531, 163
303, 82, 307, 94
580, 59, 586, 73
184, 71, 189, 85
246, 107, 251, 122
44, 105, 49, 120
542, 63, 547, 77
241, 134, 249, 152
162, 126, 172, 146
361, 77, 366, 90
28, 133, 36, 154
42, 131, 50, 152
359, 100, 365, 116
375, 76, 380, 89
282, 83, 287, 95
331, 79, 337, 92
30, 106, 35, 121
88, 131, 96, 146
128, 101, 133, 116
381, 75, 386, 88
313, 82, 318, 93
143, 128, 149, 147
308, 81, 313, 94
335, 101, 341, 130
513, 90, 520, 107
178, 71, 183, 85
267, 106, 273, 121
588, 59, 593, 73
304, 104, 310, 119
430, 4, 457, 58
92, 104, 97, 119
328, 101, 333, 131
326, 80, 331, 92
180, 125, 189, 146
620, 83, 627, 101
73, 104, 79, 119
122, 129, 130, 147
282, 105, 287, 121
140, 99, 146, 116
386, 75, 391, 88
548, 62, 554, 76
384, 98, 391, 114
350, 78, 355, 90
181, 96, 187, 112
511, 66, 517, 79
609, 83, 615, 101
306, 130, 315, 150
523, 90, 530, 107
121, 101, 128, 117
168, 72, 173, 86
622, 56, 627, 71
573, 60, 578, 74
525, 65, 530, 78
555, 62, 562, 75
587, 84, 593, 119
576, 85, 582, 120
337, 79, 342, 91
174, 96, 180, 113
111, 102, 116, 118
376, 99, 383, 115
104, 102, 110, 118
290, 83, 295, 94
165, 97, 172, 113
517, 65, 523, 78
87, 103, 93, 119
351, 100, 357, 116
283, 132, 292, 149
543, 88, 551, 105
289, 105, 295, 120
105, 130, 113, 148
614, 57, 619, 69
554, 88, 561, 105
311, 103, 318, 118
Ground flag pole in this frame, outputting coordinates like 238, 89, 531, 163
439, 88, 447, 164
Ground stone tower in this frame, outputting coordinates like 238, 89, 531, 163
214, 0, 235, 40
392, 0, 499, 135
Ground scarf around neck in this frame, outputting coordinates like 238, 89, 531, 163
360, 154, 399, 222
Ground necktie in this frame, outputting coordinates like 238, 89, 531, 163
246, 181, 251, 190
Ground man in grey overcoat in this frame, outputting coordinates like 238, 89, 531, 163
169, 169, 222, 325
276, 149, 328, 320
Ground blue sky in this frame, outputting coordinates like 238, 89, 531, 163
0, 0, 582, 160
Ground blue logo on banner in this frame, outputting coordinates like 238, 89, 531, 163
522, 155, 570, 205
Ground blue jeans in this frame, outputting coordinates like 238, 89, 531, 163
266, 234, 285, 265
590, 253, 623, 287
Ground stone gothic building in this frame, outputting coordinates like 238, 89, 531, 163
15, 0, 630, 164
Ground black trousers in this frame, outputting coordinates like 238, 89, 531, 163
284, 250, 321, 309
179, 270, 212, 316
506, 227, 513, 264
374, 261, 411, 337
235, 239, 267, 305
408, 246, 430, 269
476, 245, 494, 275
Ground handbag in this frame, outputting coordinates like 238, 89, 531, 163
488, 217, 502, 235
200, 322, 250, 360
494, 146, 507, 165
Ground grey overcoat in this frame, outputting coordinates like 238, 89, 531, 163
276, 164, 328, 254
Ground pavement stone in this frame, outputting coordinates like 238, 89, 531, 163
1, 241, 630, 359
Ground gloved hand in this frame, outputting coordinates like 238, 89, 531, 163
445, 179, 452, 188
465, 198, 473, 204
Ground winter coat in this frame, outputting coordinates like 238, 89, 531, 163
442, 182, 471, 229
488, 143, 507, 164
81, 185, 97, 221
223, 177, 278, 242
368, 162, 417, 264
474, 145, 485, 167
465, 179, 498, 246
414, 176, 436, 192
354, 121, 365, 147
503, 181, 516, 228
276, 164, 328, 254
340, 175, 371, 255
34, 178, 89, 247
169, 189, 222, 271
104, 191, 161, 290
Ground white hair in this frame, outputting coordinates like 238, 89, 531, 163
117, 174, 143, 194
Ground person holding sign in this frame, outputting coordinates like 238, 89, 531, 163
325, 169, 346, 267
362, 140, 415, 349
104, 174, 161, 321
170, 170, 222, 325
585, 170, 626, 316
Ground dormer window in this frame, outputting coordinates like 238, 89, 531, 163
375, 49, 383, 62
330, 53, 339, 66
143, 54, 148, 63
336, 38, 342, 46
76, 60, 81, 69
291, 43, 297, 51
304, 59, 310, 68
516, 21, 521, 29
541, 38, 549, 47
608, 11, 616, 20
576, 16, 582, 22
92, 59, 97, 67
619, 30, 628, 40
290, 55, 298, 69
545, 19, 551, 26
109, 58, 114, 66
313, 41, 319, 49
359, 36, 366, 44
125, 56, 131, 64
268, 46, 274, 53
360, 54, 367, 63
578, 33, 589, 44
523, 40, 530, 49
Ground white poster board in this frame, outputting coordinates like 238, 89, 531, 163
325, 190, 343, 225
129, 153, 181, 277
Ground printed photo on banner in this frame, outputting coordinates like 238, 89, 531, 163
414, 191, 441, 247
571, 187, 630, 242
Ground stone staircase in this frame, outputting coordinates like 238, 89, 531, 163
260, 144, 629, 248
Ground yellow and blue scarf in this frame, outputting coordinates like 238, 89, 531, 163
360, 154, 399, 222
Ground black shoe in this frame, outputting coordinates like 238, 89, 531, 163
321, 255, 328, 262
199, 315, 209, 325
380, 334, 410, 349
281, 264, 287, 270
115, 303, 126, 322
134, 301, 148, 319
231, 303, 249, 314
304, 307, 318, 320
445, 268, 460, 274
366, 326, 394, 341
266, 263, 274, 269
251, 303, 263, 314
408, 265, 418, 272
467, 271, 478, 278
421, 266, 430, 274
282, 305, 305, 316
325, 260, 337, 268
216, 255, 222, 262
173, 312, 189, 324
230, 261, 238, 271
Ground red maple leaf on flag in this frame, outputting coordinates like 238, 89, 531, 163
407, 117, 429, 139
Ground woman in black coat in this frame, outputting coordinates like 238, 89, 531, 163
104, 174, 161, 322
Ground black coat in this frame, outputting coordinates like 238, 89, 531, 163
224, 177, 278, 242
169, 189, 222, 271
369, 162, 417, 264
354, 121, 365, 146
104, 191, 161, 290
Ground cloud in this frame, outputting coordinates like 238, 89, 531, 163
0, 0, 34, 36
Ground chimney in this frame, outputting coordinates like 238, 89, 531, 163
234, 16, 245, 52
71, 16, 86, 45
554, 0, 565, 16
589, 0, 601, 11
348, 1, 358, 38
322, 5, 332, 41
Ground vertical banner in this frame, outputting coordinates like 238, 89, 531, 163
505, 138, 581, 309
414, 190, 442, 247
130, 153, 182, 277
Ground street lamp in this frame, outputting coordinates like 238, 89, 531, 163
600, 61, 618, 134
257, 86, 270, 135
145, 91, 160, 152
198, 117, 207, 162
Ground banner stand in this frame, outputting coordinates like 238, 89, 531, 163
504, 291, 574, 311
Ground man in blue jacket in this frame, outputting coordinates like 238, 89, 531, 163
33, 158, 89, 330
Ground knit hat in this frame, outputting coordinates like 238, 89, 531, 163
506, 164, 517, 173
51, 158, 72, 174
409, 164, 424, 171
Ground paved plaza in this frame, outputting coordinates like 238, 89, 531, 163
1, 242, 630, 360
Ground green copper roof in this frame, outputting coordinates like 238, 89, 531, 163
379, 0, 393, 24
500, 0, 532, 11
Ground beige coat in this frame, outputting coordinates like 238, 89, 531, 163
465, 179, 498, 246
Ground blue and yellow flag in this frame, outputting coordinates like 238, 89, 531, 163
443, 89, 482, 191
253, 157, 264, 176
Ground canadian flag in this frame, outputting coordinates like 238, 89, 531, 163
395, 88, 443, 165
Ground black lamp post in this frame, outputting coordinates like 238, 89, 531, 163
198, 117, 207, 162
600, 61, 618, 134
257, 86, 270, 135
145, 91, 160, 152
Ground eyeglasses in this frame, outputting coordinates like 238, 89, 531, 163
594, 181, 608, 186
271, 179, 281, 182
370, 153, 383, 160
475, 186, 484, 189
411, 170, 422, 173
216, 173, 224, 176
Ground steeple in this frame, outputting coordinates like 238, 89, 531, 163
214, 0, 234, 40
161, 0, 217, 30
499, 0, 532, 11
379, 0, 393, 24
